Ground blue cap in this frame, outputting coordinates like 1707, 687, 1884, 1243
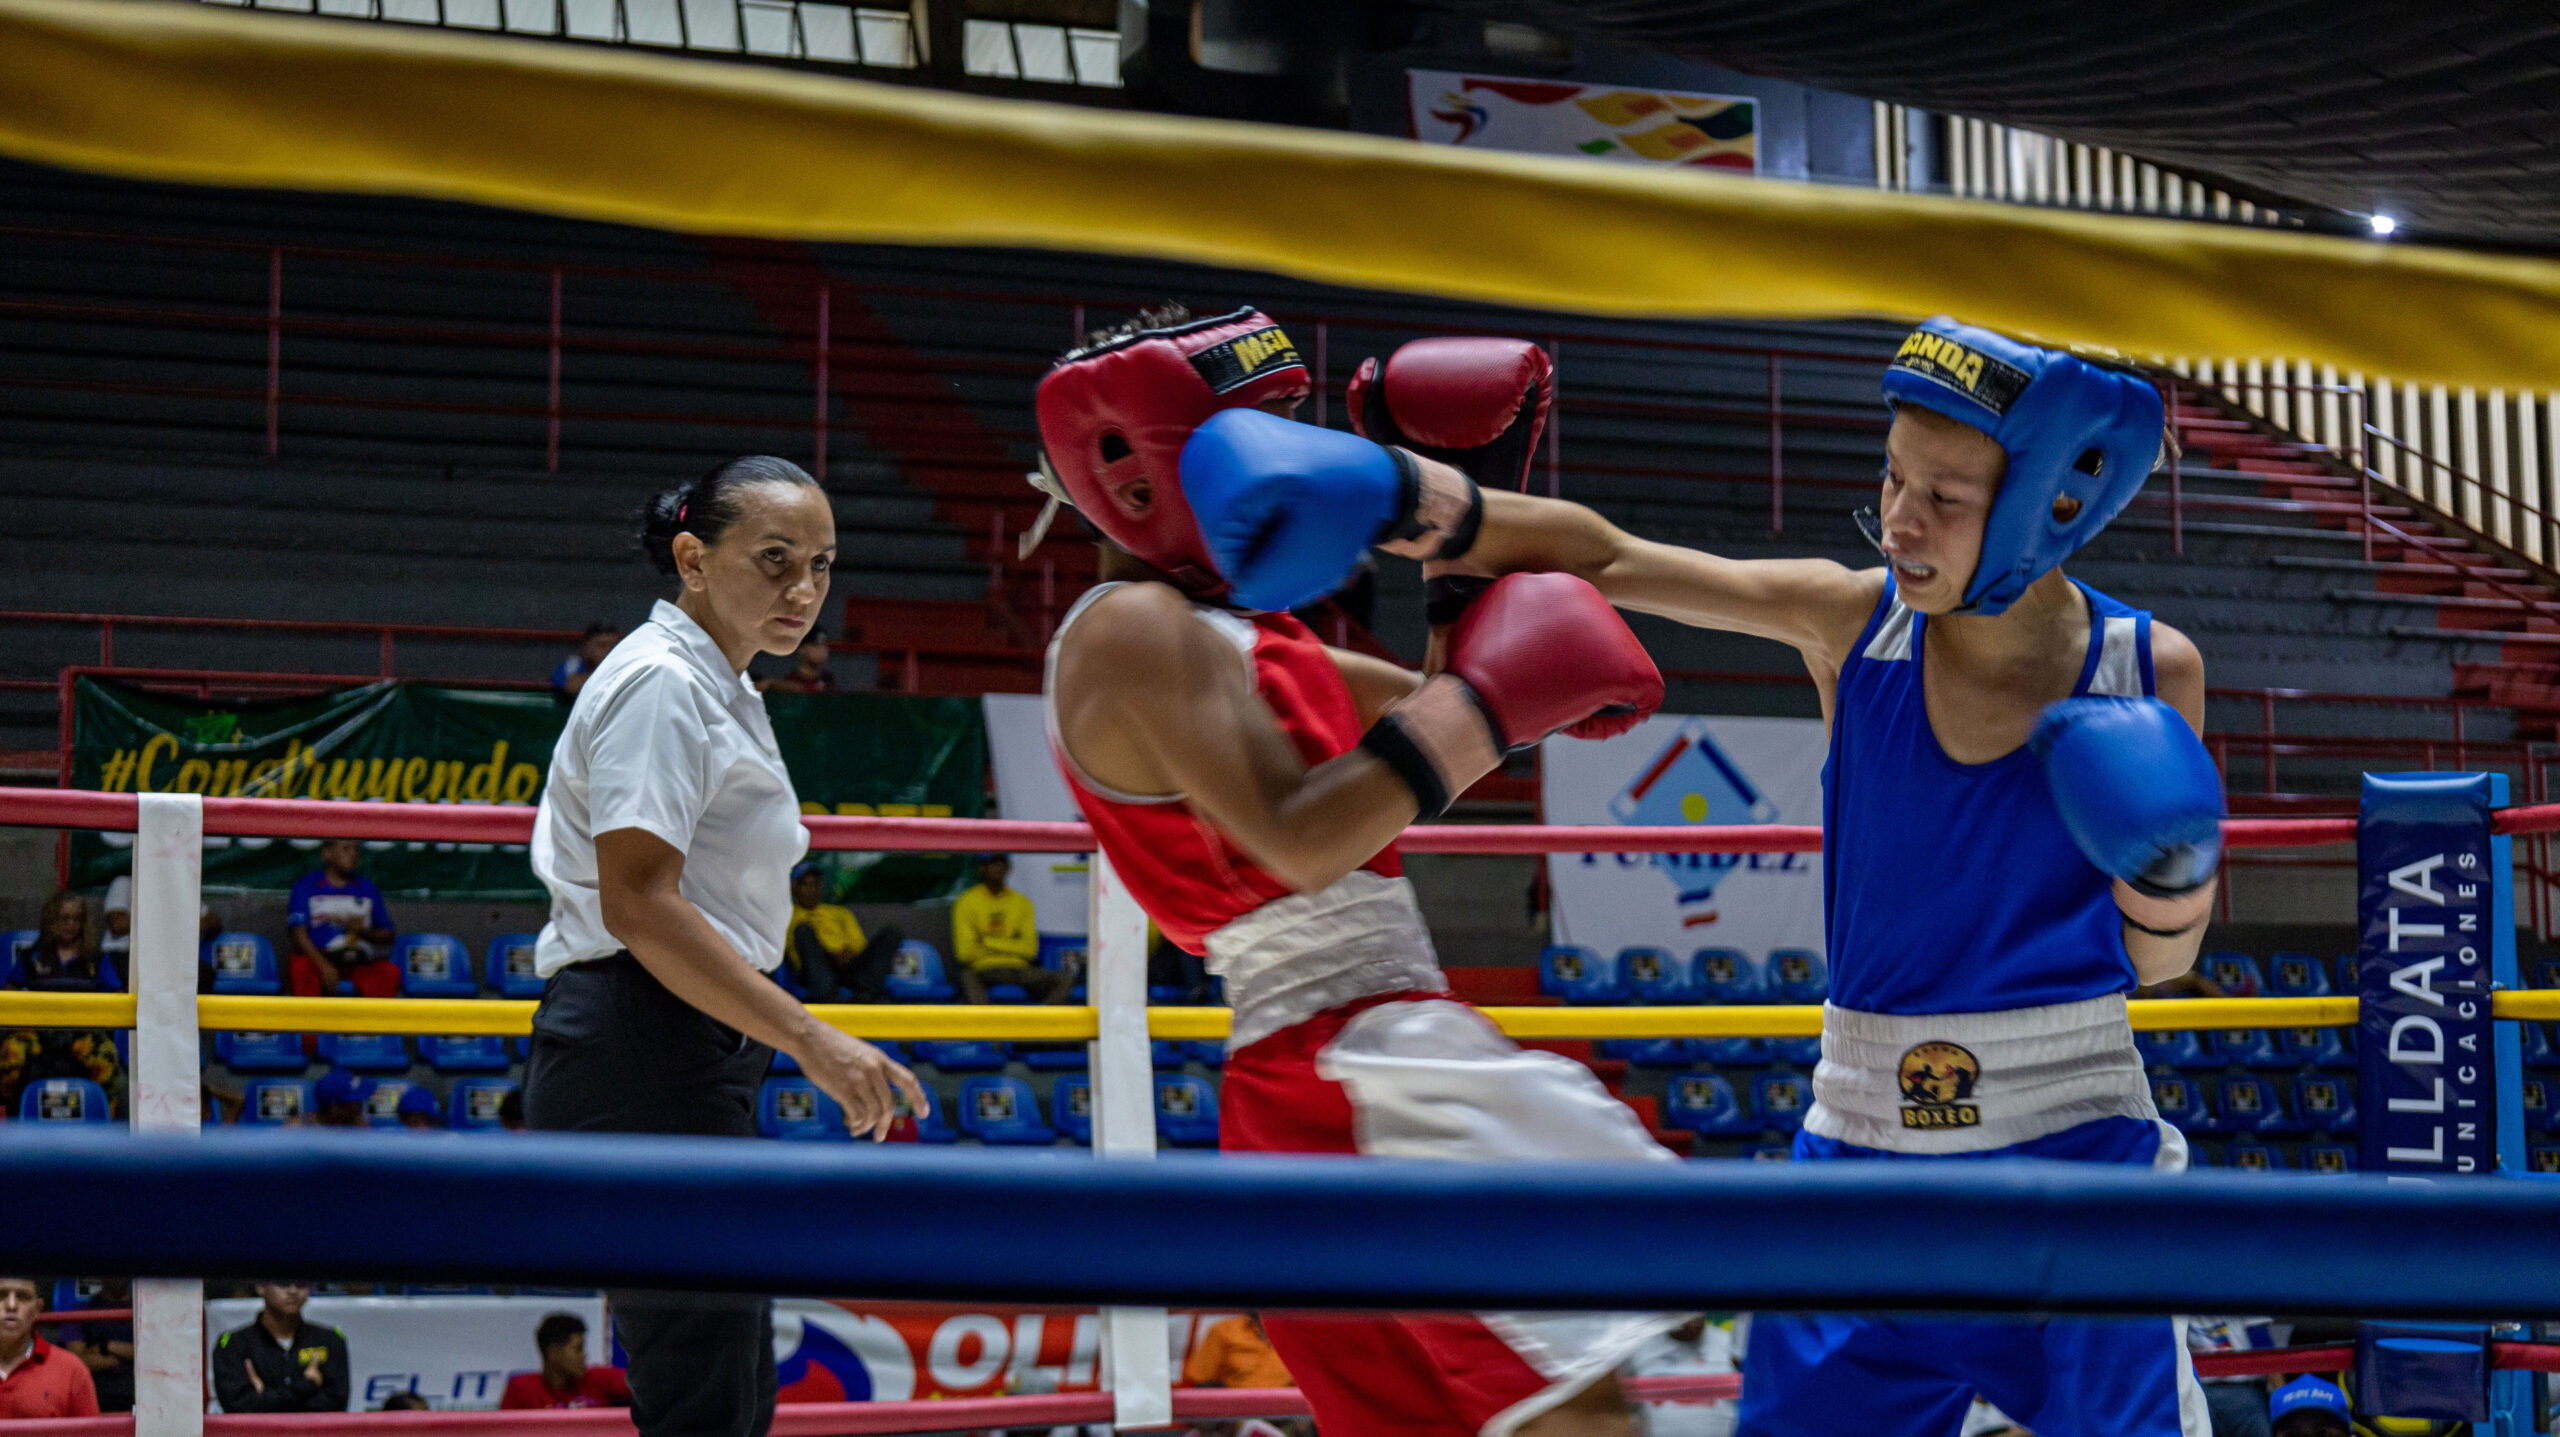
314, 1068, 365, 1107
1880, 317, 2165, 616
2270, 1375, 2350, 1425
791, 861, 822, 881
395, 1085, 441, 1118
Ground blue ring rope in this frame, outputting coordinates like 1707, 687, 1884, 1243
5, 1128, 2551, 1316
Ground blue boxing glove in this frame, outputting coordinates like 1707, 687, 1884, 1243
2031, 697, 2224, 899
1180, 408, 1481, 613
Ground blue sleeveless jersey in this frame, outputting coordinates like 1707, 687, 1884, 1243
1823, 578, 2155, 1015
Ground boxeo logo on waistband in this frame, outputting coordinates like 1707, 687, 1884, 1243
1890, 332, 2030, 417
1189, 327, 1304, 394
1897, 1041, 1982, 1129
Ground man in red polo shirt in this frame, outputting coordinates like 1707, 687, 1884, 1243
0, 1276, 99, 1418
499, 1313, 631, 1410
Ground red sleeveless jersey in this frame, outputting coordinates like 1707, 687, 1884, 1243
1049, 591, 1401, 952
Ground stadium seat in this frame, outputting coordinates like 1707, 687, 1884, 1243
206, 933, 282, 996
1184, 1041, 1225, 1068
1767, 949, 1829, 1004
2224, 1139, 2288, 1172
2199, 952, 2264, 997
1751, 1072, 1811, 1133
2135, 1027, 2210, 1068
1017, 1043, 1089, 1072
2527, 1023, 2560, 1071
396, 934, 476, 998
1622, 947, 1703, 1004
904, 1083, 958, 1144
486, 934, 544, 999
2335, 954, 2361, 992
317, 1033, 409, 1074
241, 1079, 316, 1126
2302, 1142, 2356, 1175
1154, 1075, 1219, 1146
2265, 952, 2332, 997
913, 1040, 1006, 1072
770, 1048, 801, 1075
2536, 959, 2560, 991
1695, 948, 1768, 1004
1665, 1073, 1756, 1137
1540, 945, 1623, 1004
1599, 1039, 1697, 1067
1053, 1077, 1093, 1145
1741, 1143, 1794, 1162
2149, 1075, 2208, 1129
1768, 1036, 1822, 1067
2212, 1075, 2292, 1135
214, 1031, 309, 1075
2185, 1142, 2221, 1168
19, 1077, 109, 1124
885, 941, 956, 1001
0, 930, 34, 986
2209, 1028, 2285, 1069
2276, 1025, 2350, 1069
420, 1035, 511, 1074
360, 1078, 422, 1129
448, 1078, 519, 1131
2291, 1074, 2357, 1133
2522, 1077, 2560, 1132
2530, 1145, 2560, 1176
1152, 1040, 1186, 1070
758, 1078, 845, 1140
959, 1076, 1057, 1145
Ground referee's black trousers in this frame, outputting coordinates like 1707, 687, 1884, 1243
526, 953, 778, 1437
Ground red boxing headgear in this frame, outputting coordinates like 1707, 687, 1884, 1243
1032, 308, 1311, 597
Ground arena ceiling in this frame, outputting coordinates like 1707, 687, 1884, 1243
1427, 1, 2560, 247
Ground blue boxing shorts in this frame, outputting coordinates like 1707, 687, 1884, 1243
1736, 1117, 2209, 1437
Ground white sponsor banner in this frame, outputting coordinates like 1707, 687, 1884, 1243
1541, 715, 1823, 961
205, 1293, 605, 1412
983, 693, 1090, 937
1407, 69, 1757, 173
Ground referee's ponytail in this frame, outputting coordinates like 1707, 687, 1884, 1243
639, 456, 819, 576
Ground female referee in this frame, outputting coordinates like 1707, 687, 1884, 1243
525, 454, 927, 1437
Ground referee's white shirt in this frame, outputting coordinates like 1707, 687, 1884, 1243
530, 599, 809, 979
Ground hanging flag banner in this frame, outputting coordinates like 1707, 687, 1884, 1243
71, 678, 984, 901
1407, 70, 1757, 172
2357, 772, 2498, 1176
1540, 714, 1823, 962
204, 1293, 607, 1412
982, 693, 1091, 938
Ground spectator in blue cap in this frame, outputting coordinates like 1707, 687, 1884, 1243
2269, 1376, 2350, 1437
395, 1085, 442, 1131
312, 1069, 365, 1129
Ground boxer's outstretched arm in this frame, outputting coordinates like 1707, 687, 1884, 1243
1052, 583, 1421, 893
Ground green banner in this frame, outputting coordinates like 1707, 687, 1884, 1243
70, 678, 985, 902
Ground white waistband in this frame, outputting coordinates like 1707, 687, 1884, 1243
1206, 871, 1446, 1051
1805, 994, 2158, 1153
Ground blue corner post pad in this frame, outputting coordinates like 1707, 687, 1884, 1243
2357, 774, 2498, 1177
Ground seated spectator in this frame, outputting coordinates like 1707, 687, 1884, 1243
953, 855, 1074, 1005
2269, 1376, 2350, 1437
1624, 1315, 1735, 1437
758, 625, 837, 694
9, 892, 109, 992
500, 1312, 632, 1410
286, 840, 399, 999
1180, 1314, 1292, 1390
379, 1391, 433, 1411
0, 1276, 97, 1418
396, 1086, 441, 1131
787, 863, 902, 1003
553, 624, 622, 698
312, 1070, 366, 1129
212, 1281, 349, 1413
57, 1278, 133, 1415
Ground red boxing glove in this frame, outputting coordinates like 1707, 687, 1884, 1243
1358, 573, 1661, 817
1349, 337, 1552, 493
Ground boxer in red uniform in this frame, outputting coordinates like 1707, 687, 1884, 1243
1034, 306, 1678, 1437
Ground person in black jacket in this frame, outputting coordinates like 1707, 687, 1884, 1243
211, 1282, 348, 1413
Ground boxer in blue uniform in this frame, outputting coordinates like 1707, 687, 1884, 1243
1164, 318, 2223, 1437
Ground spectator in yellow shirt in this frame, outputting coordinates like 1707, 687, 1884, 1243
788, 864, 902, 1003
951, 855, 1074, 1004
1181, 1314, 1293, 1390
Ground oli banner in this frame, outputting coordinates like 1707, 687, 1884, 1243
2356, 772, 2498, 1175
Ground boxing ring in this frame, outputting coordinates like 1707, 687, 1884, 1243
5, 787, 2560, 1436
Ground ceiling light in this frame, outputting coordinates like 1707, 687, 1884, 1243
2369, 214, 2397, 236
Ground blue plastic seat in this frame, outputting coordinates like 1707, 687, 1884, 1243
1540, 945, 1623, 1004
1599, 1039, 1697, 1067
0, 930, 35, 985
959, 1075, 1057, 1145
2265, 952, 2332, 998
1623, 948, 1703, 1004
1154, 1075, 1220, 1146
2528, 1024, 2560, 1071
2292, 1073, 2357, 1133
1184, 1041, 1224, 1069
2302, 1142, 2357, 1175
2199, 952, 2264, 997
912, 1040, 1005, 1072
1750, 1072, 1810, 1133
396, 934, 476, 998
206, 933, 282, 996
1152, 1040, 1186, 1070
1665, 1072, 1756, 1137
1741, 1143, 1794, 1163
2530, 1145, 2560, 1175
1017, 1043, 1089, 1072
360, 1078, 423, 1129
242, 1078, 316, 1126
1766, 949, 1829, 1005
2149, 1075, 2209, 1129
907, 1083, 958, 1144
420, 1035, 511, 1074
1768, 1036, 1822, 1067
2136, 1026, 2210, 1068
448, 1078, 519, 1131
1694, 948, 1770, 1065
770, 1048, 801, 1075
317, 1032, 409, 1075
2212, 1075, 2292, 1135
486, 934, 544, 999
19, 1077, 109, 1123
2335, 954, 2361, 993
2536, 959, 2560, 991
214, 1031, 309, 1075
2224, 1139, 2288, 1172
758, 1077, 846, 1140
885, 941, 956, 1002
1053, 1076, 1093, 1145
2524, 1077, 2560, 1132
2276, 1025, 2351, 1069
2210, 1029, 2285, 1069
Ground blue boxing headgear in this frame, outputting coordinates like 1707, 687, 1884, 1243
1878, 317, 2166, 616
2269, 1375, 2350, 1428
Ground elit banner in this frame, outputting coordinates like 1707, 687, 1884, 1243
1540, 714, 1824, 960
768, 1300, 1245, 1402
71, 678, 985, 902
2357, 772, 2499, 1176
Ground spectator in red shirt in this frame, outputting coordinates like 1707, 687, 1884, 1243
0, 1276, 99, 1418
499, 1313, 631, 1411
